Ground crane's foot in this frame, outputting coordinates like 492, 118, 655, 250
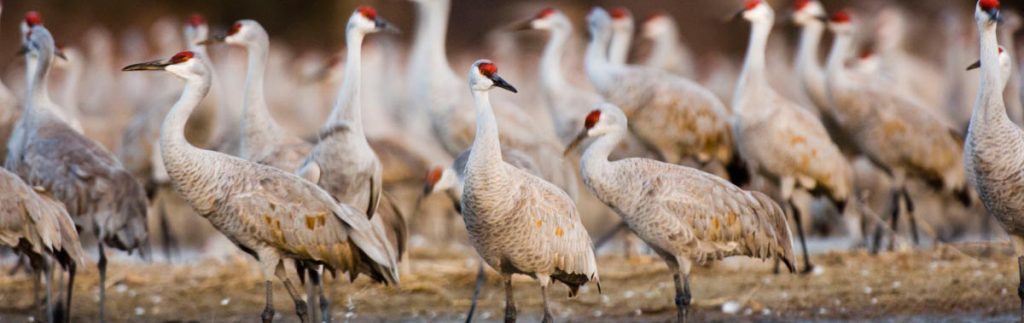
261, 306, 275, 323
800, 264, 815, 275
293, 299, 309, 323
504, 304, 517, 323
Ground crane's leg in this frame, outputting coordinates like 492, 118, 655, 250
274, 261, 309, 323
673, 259, 693, 323
538, 275, 554, 323
788, 198, 814, 274
886, 188, 901, 252
44, 261, 54, 323
901, 188, 920, 246
261, 280, 274, 323
64, 263, 76, 323
308, 266, 329, 323
296, 261, 315, 322
465, 263, 485, 323
97, 243, 107, 323
503, 274, 516, 323
157, 196, 176, 262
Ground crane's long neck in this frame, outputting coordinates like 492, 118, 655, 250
972, 21, 1008, 126
240, 35, 284, 155
795, 22, 825, 92
540, 26, 570, 91
410, 0, 456, 85
647, 30, 678, 69
826, 32, 854, 91
467, 89, 502, 171
162, 75, 212, 153
327, 28, 366, 135
585, 28, 614, 92
735, 19, 772, 104
26, 49, 57, 120
580, 127, 623, 185
609, 25, 631, 66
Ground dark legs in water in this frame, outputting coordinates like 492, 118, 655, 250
63, 263, 76, 323
156, 197, 177, 262
540, 282, 554, 323
871, 188, 921, 253
261, 280, 274, 323
673, 271, 691, 323
902, 188, 920, 246
784, 198, 814, 274
503, 274, 516, 323
273, 262, 309, 323
465, 264, 485, 323
98, 243, 107, 323
307, 267, 329, 323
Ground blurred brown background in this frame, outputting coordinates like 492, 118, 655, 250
2, 0, 1017, 59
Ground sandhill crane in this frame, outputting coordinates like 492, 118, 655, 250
585, 8, 734, 173
565, 103, 795, 322
792, 0, 856, 155
119, 14, 219, 261
608, 7, 633, 67
825, 10, 969, 251
641, 13, 696, 78
7, 26, 148, 322
508, 8, 603, 144
124, 50, 399, 323
964, 0, 1024, 319
203, 20, 312, 172
18, 11, 82, 133
732, 0, 853, 273
407, 0, 578, 201
460, 60, 598, 323
1, 168, 83, 323
295, 7, 406, 321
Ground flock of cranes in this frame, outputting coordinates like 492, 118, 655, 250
0, 0, 1022, 322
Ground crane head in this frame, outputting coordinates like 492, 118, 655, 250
735, 0, 774, 23
185, 14, 209, 48
587, 7, 613, 41
351, 6, 400, 34
792, 0, 826, 26
189, 14, 205, 28
423, 166, 458, 195
564, 103, 628, 156
977, 0, 1002, 24
827, 9, 855, 35
609, 7, 633, 32
641, 13, 673, 39
123, 50, 207, 82
469, 59, 517, 93
966, 46, 1008, 71
20, 26, 65, 61
506, 8, 561, 32
20, 11, 42, 43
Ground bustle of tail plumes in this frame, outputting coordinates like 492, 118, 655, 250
750, 191, 796, 273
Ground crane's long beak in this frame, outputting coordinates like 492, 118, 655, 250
504, 18, 534, 32
198, 35, 226, 45
988, 8, 1003, 23
966, 59, 981, 71
563, 130, 588, 156
375, 17, 401, 33
726, 9, 745, 22
122, 59, 170, 71
490, 74, 517, 93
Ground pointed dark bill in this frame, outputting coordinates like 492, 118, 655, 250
966, 59, 981, 71
197, 35, 226, 45
375, 18, 401, 33
122, 59, 170, 71
987, 8, 1003, 23
563, 130, 588, 156
491, 75, 518, 93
